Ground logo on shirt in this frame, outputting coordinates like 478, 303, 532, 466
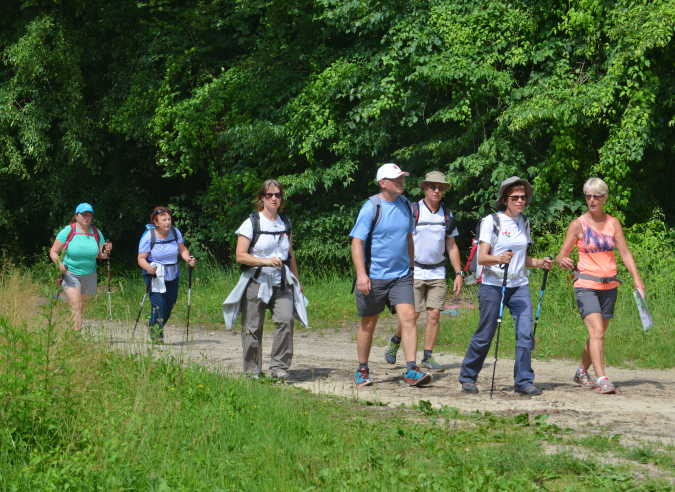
502, 230, 512, 238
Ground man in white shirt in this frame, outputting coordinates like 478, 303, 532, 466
385, 171, 463, 372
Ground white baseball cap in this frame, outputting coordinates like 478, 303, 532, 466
375, 163, 409, 183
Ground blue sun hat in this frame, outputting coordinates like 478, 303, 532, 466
75, 203, 95, 215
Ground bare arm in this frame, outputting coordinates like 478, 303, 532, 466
351, 237, 370, 295
235, 235, 280, 268
556, 218, 582, 270
612, 217, 645, 295
446, 236, 463, 295
137, 252, 156, 275
288, 233, 303, 293
407, 233, 414, 271
525, 255, 554, 269
49, 239, 68, 274
477, 241, 513, 266
178, 243, 196, 267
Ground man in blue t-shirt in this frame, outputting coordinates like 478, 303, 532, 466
349, 163, 433, 388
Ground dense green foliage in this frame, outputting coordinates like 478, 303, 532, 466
2, 0, 675, 264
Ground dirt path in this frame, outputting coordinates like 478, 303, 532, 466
98, 320, 675, 445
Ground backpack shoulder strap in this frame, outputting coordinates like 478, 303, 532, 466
91, 225, 101, 245
248, 213, 261, 254
368, 195, 382, 229
411, 201, 420, 229
279, 214, 292, 236
520, 213, 531, 242
63, 223, 77, 250
150, 227, 156, 251
171, 226, 179, 243
490, 213, 501, 250
441, 203, 457, 236
398, 195, 412, 217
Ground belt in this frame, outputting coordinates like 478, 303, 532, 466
414, 260, 445, 270
572, 268, 622, 285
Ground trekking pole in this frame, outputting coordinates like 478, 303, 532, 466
106, 241, 112, 344
132, 275, 154, 339
532, 256, 553, 347
490, 249, 512, 400
185, 257, 194, 342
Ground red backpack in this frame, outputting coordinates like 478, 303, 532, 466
63, 223, 105, 271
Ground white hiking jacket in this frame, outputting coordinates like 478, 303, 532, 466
222, 265, 310, 330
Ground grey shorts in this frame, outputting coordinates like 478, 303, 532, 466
62, 271, 97, 296
355, 272, 415, 317
575, 288, 618, 319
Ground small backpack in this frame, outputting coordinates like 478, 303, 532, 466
350, 194, 412, 293
463, 213, 530, 285
239, 212, 292, 272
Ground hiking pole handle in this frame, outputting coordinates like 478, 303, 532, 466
540, 256, 553, 289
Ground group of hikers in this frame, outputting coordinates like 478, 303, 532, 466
50, 164, 645, 395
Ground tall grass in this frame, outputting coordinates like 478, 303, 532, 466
2, 263, 672, 490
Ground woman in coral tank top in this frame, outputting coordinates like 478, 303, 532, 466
557, 178, 645, 394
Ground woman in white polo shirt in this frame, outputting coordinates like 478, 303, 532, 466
458, 177, 553, 396
235, 179, 302, 380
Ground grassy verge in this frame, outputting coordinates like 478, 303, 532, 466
1, 266, 673, 491
82, 243, 675, 369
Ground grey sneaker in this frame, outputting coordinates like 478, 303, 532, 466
272, 369, 291, 381
461, 382, 479, 393
384, 339, 400, 364
420, 356, 445, 373
595, 379, 616, 394
515, 385, 543, 396
573, 370, 596, 388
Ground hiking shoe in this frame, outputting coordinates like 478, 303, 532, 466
595, 379, 616, 394
384, 339, 401, 364
272, 369, 291, 381
403, 366, 433, 387
573, 370, 596, 389
420, 356, 445, 373
515, 386, 543, 397
355, 368, 373, 387
462, 382, 479, 393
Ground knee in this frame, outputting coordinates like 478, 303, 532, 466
360, 318, 378, 333
426, 309, 441, 323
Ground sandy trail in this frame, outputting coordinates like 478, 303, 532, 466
92, 316, 675, 445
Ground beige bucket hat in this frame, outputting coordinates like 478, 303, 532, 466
494, 176, 534, 211
420, 171, 450, 190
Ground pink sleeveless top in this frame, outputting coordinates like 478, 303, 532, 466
575, 215, 619, 290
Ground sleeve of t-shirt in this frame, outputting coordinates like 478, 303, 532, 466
349, 201, 374, 241
478, 214, 494, 245
97, 229, 105, 246
138, 230, 151, 253
55, 225, 71, 243
235, 219, 253, 240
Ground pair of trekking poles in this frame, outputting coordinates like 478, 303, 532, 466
131, 257, 194, 343
490, 253, 553, 399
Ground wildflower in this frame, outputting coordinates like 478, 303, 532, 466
199, 384, 203, 388
171, 388, 174, 391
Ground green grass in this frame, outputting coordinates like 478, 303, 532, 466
85, 249, 675, 368
3, 261, 675, 491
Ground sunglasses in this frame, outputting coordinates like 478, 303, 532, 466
507, 194, 528, 202
584, 193, 606, 200
156, 208, 165, 214
263, 192, 282, 199
80, 212, 93, 218
427, 185, 446, 192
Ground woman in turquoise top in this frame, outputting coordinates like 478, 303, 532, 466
49, 203, 112, 331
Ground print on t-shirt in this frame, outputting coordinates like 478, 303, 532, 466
579, 221, 614, 253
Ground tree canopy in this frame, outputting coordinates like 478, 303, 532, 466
2, 0, 674, 263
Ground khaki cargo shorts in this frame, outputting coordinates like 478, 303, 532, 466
413, 279, 447, 312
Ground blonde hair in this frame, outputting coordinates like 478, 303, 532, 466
583, 177, 608, 195
253, 179, 286, 212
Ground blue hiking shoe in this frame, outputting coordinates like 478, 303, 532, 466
384, 339, 400, 364
354, 368, 373, 387
403, 366, 433, 387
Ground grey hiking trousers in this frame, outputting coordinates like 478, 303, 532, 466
241, 279, 294, 376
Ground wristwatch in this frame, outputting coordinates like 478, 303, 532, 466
456, 271, 465, 278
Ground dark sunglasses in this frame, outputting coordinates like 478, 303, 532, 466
507, 194, 528, 202
263, 192, 282, 199
584, 193, 606, 200
384, 176, 405, 182
427, 185, 446, 192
